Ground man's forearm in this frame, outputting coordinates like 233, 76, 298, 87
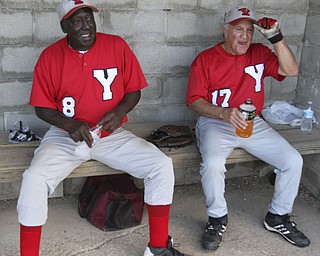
114, 90, 141, 117
274, 39, 299, 77
34, 106, 80, 131
188, 98, 224, 119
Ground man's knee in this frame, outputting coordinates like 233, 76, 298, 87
285, 150, 303, 172
200, 155, 226, 176
17, 172, 49, 226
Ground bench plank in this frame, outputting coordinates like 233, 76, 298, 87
0, 123, 319, 183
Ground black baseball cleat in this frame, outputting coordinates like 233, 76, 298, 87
201, 214, 228, 250
264, 211, 310, 247
143, 236, 187, 256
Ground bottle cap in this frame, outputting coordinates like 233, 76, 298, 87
240, 101, 256, 112
303, 109, 314, 118
245, 99, 253, 105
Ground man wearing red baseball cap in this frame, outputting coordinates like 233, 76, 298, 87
224, 6, 257, 25
187, 5, 310, 251
17, 0, 187, 255
56, 0, 98, 21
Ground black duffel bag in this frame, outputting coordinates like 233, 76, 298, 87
78, 174, 144, 231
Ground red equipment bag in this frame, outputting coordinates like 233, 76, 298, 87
78, 174, 144, 231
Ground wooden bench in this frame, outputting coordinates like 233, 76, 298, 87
0, 122, 320, 183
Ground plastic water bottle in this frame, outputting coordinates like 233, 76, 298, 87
301, 103, 314, 132
75, 125, 102, 157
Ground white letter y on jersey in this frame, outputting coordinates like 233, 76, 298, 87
244, 64, 264, 92
93, 68, 118, 100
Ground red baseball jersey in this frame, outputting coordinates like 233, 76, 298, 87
30, 33, 147, 137
186, 43, 285, 115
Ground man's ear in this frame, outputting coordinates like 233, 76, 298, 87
223, 24, 228, 39
60, 20, 68, 33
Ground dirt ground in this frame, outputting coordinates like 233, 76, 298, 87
1, 174, 320, 256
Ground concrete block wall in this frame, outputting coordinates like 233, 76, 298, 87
0, 0, 316, 199
296, 0, 320, 126
0, 0, 309, 130
297, 0, 320, 201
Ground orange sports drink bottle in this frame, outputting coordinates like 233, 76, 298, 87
236, 99, 256, 138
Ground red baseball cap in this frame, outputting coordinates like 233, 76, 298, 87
57, 0, 98, 21
224, 6, 257, 25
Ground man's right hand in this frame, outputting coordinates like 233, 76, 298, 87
221, 107, 248, 130
34, 106, 94, 147
188, 99, 247, 129
64, 120, 93, 146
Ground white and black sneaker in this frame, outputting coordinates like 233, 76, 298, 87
8, 121, 41, 144
143, 236, 187, 256
201, 214, 228, 250
264, 211, 310, 247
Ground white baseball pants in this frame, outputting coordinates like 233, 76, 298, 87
196, 116, 303, 218
17, 126, 174, 226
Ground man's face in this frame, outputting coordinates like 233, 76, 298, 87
61, 8, 96, 51
223, 20, 254, 55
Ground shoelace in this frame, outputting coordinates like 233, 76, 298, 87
285, 218, 299, 233
275, 215, 300, 235
206, 223, 226, 236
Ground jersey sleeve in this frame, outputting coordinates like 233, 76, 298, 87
29, 49, 58, 109
121, 40, 148, 93
186, 54, 209, 105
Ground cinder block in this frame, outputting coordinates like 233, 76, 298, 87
279, 13, 307, 37
305, 15, 320, 46
63, 177, 86, 195
0, 11, 33, 44
2, 47, 40, 73
138, 76, 163, 105
299, 46, 320, 75
301, 154, 320, 201
103, 0, 137, 9
167, 11, 222, 43
138, 0, 196, 10
0, 81, 32, 107
199, 0, 253, 11
296, 76, 320, 108
128, 103, 197, 123
103, 11, 135, 37
302, 163, 320, 201
269, 76, 298, 101
133, 43, 194, 74
34, 12, 65, 43
0, 181, 22, 200
303, 154, 320, 171
4, 112, 50, 131
163, 76, 189, 104
50, 182, 64, 198
309, 0, 320, 13
255, 0, 308, 12
0, 180, 63, 200
104, 11, 166, 42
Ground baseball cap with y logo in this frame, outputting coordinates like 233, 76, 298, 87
57, 0, 99, 21
224, 6, 257, 25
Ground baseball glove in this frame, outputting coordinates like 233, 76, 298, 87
146, 124, 194, 148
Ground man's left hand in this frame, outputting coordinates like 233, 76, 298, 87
99, 109, 125, 133
254, 17, 283, 44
